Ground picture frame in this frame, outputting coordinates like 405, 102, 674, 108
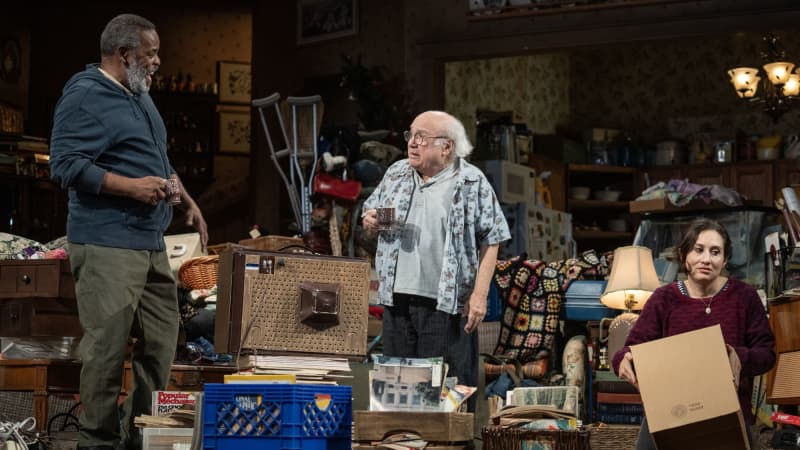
216, 61, 251, 104
217, 105, 251, 155
297, 0, 358, 45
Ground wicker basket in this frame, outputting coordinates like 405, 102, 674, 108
482, 426, 590, 450
178, 255, 219, 290
588, 424, 639, 450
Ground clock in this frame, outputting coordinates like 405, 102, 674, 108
0, 38, 22, 84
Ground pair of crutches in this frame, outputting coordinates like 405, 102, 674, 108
252, 93, 323, 234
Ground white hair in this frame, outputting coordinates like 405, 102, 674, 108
426, 110, 474, 159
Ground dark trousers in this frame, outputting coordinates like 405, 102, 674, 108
70, 244, 179, 449
382, 294, 478, 409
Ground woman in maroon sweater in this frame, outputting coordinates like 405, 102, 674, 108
612, 218, 775, 450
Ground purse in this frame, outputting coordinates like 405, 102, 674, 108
298, 281, 341, 329
313, 171, 362, 202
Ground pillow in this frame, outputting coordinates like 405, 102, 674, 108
0, 233, 46, 259
493, 250, 609, 364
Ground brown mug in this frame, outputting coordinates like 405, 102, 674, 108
376, 207, 396, 231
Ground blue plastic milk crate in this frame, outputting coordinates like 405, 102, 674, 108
202, 383, 352, 450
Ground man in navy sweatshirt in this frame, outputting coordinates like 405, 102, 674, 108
49, 14, 207, 450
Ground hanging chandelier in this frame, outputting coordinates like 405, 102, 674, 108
728, 34, 800, 122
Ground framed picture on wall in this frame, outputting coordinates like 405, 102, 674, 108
297, 0, 358, 45
218, 105, 251, 155
217, 61, 251, 104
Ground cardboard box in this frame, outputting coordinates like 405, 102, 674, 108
631, 325, 749, 450
164, 233, 205, 276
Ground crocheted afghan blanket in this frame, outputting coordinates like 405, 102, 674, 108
493, 250, 611, 363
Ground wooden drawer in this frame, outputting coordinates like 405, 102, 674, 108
0, 298, 81, 337
0, 259, 74, 299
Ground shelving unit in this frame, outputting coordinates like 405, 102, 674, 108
150, 91, 217, 197
566, 164, 637, 254
467, 0, 692, 21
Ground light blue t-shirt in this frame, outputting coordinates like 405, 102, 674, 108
394, 162, 458, 298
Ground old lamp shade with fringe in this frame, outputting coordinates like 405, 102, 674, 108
600, 246, 661, 362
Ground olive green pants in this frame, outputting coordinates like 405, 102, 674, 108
69, 244, 179, 449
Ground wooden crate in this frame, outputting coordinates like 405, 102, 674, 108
353, 411, 473, 447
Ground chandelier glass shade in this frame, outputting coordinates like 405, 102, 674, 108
728, 34, 798, 122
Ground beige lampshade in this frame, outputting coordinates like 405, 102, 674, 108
728, 67, 760, 97
764, 62, 796, 85
601, 245, 661, 311
784, 74, 800, 97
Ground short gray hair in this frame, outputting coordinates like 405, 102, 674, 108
100, 14, 156, 56
432, 111, 474, 159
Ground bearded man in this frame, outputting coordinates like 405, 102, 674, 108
49, 14, 207, 450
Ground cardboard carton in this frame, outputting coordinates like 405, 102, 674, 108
630, 325, 749, 450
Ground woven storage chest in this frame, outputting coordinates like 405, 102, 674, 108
482, 426, 590, 450
588, 424, 639, 449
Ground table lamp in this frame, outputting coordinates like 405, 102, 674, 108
600, 245, 661, 363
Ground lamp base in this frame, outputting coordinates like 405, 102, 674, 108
607, 312, 639, 363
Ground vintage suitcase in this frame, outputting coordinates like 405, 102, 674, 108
563, 280, 617, 321
214, 248, 370, 357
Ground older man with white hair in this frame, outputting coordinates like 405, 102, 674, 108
363, 111, 510, 402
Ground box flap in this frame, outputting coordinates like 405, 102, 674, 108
631, 325, 741, 434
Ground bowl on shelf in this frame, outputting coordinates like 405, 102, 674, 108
593, 190, 622, 202
607, 218, 628, 232
569, 186, 591, 200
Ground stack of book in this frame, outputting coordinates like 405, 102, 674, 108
594, 370, 644, 425
237, 354, 353, 384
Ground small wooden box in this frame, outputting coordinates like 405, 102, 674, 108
353, 411, 473, 447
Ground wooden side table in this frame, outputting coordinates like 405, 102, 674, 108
0, 358, 81, 431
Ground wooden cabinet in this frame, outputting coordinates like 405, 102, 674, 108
566, 164, 636, 254
638, 161, 777, 207
732, 161, 774, 206
774, 159, 800, 193
0, 259, 79, 337
684, 165, 730, 187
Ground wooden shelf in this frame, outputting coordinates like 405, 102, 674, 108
568, 199, 629, 210
567, 164, 637, 174
573, 230, 633, 240
467, 0, 694, 21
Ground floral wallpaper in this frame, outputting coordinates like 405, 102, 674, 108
569, 31, 800, 142
444, 53, 571, 142
442, 31, 800, 146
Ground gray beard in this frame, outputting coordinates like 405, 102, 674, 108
126, 60, 150, 94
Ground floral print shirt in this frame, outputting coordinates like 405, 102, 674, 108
364, 158, 511, 314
